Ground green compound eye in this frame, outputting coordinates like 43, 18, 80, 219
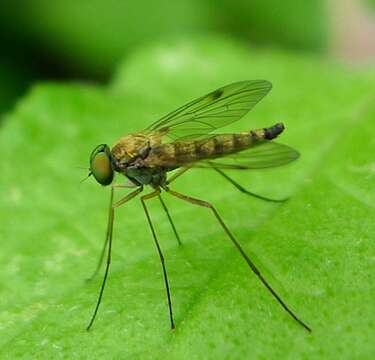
89, 144, 114, 186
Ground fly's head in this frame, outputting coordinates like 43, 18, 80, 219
89, 144, 114, 186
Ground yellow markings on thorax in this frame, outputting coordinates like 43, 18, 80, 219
111, 132, 163, 164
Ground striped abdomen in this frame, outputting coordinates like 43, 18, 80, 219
145, 123, 284, 167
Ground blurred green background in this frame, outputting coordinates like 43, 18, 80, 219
0, 1, 375, 359
0, 0, 330, 114
1, 0, 374, 115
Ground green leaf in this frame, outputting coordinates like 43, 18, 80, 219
0, 36, 374, 359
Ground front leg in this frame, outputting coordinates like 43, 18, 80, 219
86, 186, 143, 331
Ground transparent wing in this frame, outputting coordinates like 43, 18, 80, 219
144, 80, 272, 141
190, 142, 299, 169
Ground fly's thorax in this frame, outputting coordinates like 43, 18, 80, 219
141, 143, 177, 168
111, 134, 154, 170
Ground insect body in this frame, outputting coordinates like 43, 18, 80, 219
142, 123, 284, 171
86, 80, 311, 332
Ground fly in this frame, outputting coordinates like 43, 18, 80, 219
85, 80, 311, 332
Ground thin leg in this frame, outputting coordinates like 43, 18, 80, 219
86, 186, 143, 331
112, 181, 138, 189
166, 166, 191, 185
165, 187, 311, 332
213, 167, 288, 203
141, 189, 175, 330
158, 194, 182, 246
86, 188, 115, 282
87, 182, 140, 282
